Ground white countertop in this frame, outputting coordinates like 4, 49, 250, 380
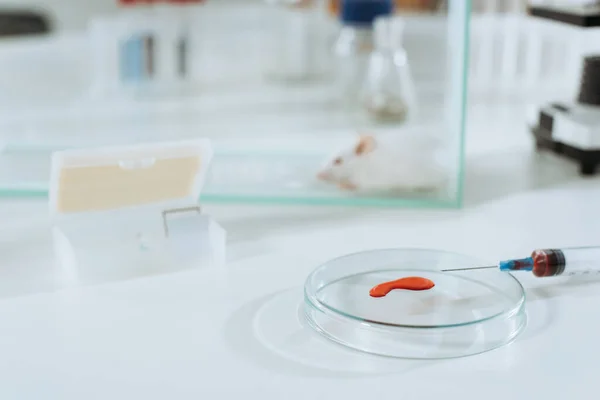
1, 7, 600, 398
0, 121, 599, 398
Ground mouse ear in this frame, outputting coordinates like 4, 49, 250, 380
355, 135, 376, 156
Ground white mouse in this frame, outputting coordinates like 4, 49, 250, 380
316, 133, 448, 192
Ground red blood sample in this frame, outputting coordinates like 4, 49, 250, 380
531, 249, 566, 277
369, 276, 435, 298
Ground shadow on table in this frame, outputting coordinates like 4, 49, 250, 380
220, 208, 364, 243
221, 288, 438, 379
222, 279, 600, 378
517, 276, 600, 343
219, 207, 368, 263
462, 147, 592, 207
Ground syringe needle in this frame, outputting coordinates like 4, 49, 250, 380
443, 257, 535, 273
441, 265, 497, 272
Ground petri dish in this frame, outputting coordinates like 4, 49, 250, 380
303, 248, 526, 359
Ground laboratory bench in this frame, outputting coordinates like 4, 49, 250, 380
0, 142, 597, 399
0, 4, 599, 400
0, 105, 598, 400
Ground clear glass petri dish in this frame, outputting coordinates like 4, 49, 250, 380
303, 248, 526, 359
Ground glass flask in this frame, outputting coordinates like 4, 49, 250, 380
360, 15, 416, 123
333, 0, 393, 107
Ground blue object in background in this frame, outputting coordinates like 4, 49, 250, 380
119, 33, 145, 82
340, 0, 393, 26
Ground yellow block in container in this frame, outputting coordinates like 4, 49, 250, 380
49, 139, 213, 216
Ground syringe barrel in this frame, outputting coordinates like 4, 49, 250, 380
531, 247, 600, 277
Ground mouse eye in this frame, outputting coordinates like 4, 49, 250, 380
334, 157, 343, 165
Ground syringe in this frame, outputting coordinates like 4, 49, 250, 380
443, 247, 600, 277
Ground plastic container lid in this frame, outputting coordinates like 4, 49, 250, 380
340, 0, 393, 26
304, 248, 526, 359
48, 139, 213, 217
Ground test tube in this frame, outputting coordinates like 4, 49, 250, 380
117, 0, 156, 84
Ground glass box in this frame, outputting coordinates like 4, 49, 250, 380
0, 0, 470, 208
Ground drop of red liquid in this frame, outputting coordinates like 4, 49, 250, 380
369, 276, 435, 298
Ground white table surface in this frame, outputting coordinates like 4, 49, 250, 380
0, 110, 599, 399
1, 13, 600, 400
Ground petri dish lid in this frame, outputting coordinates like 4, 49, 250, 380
304, 248, 526, 359
49, 139, 213, 217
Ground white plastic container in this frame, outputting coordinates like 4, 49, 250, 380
49, 139, 226, 287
